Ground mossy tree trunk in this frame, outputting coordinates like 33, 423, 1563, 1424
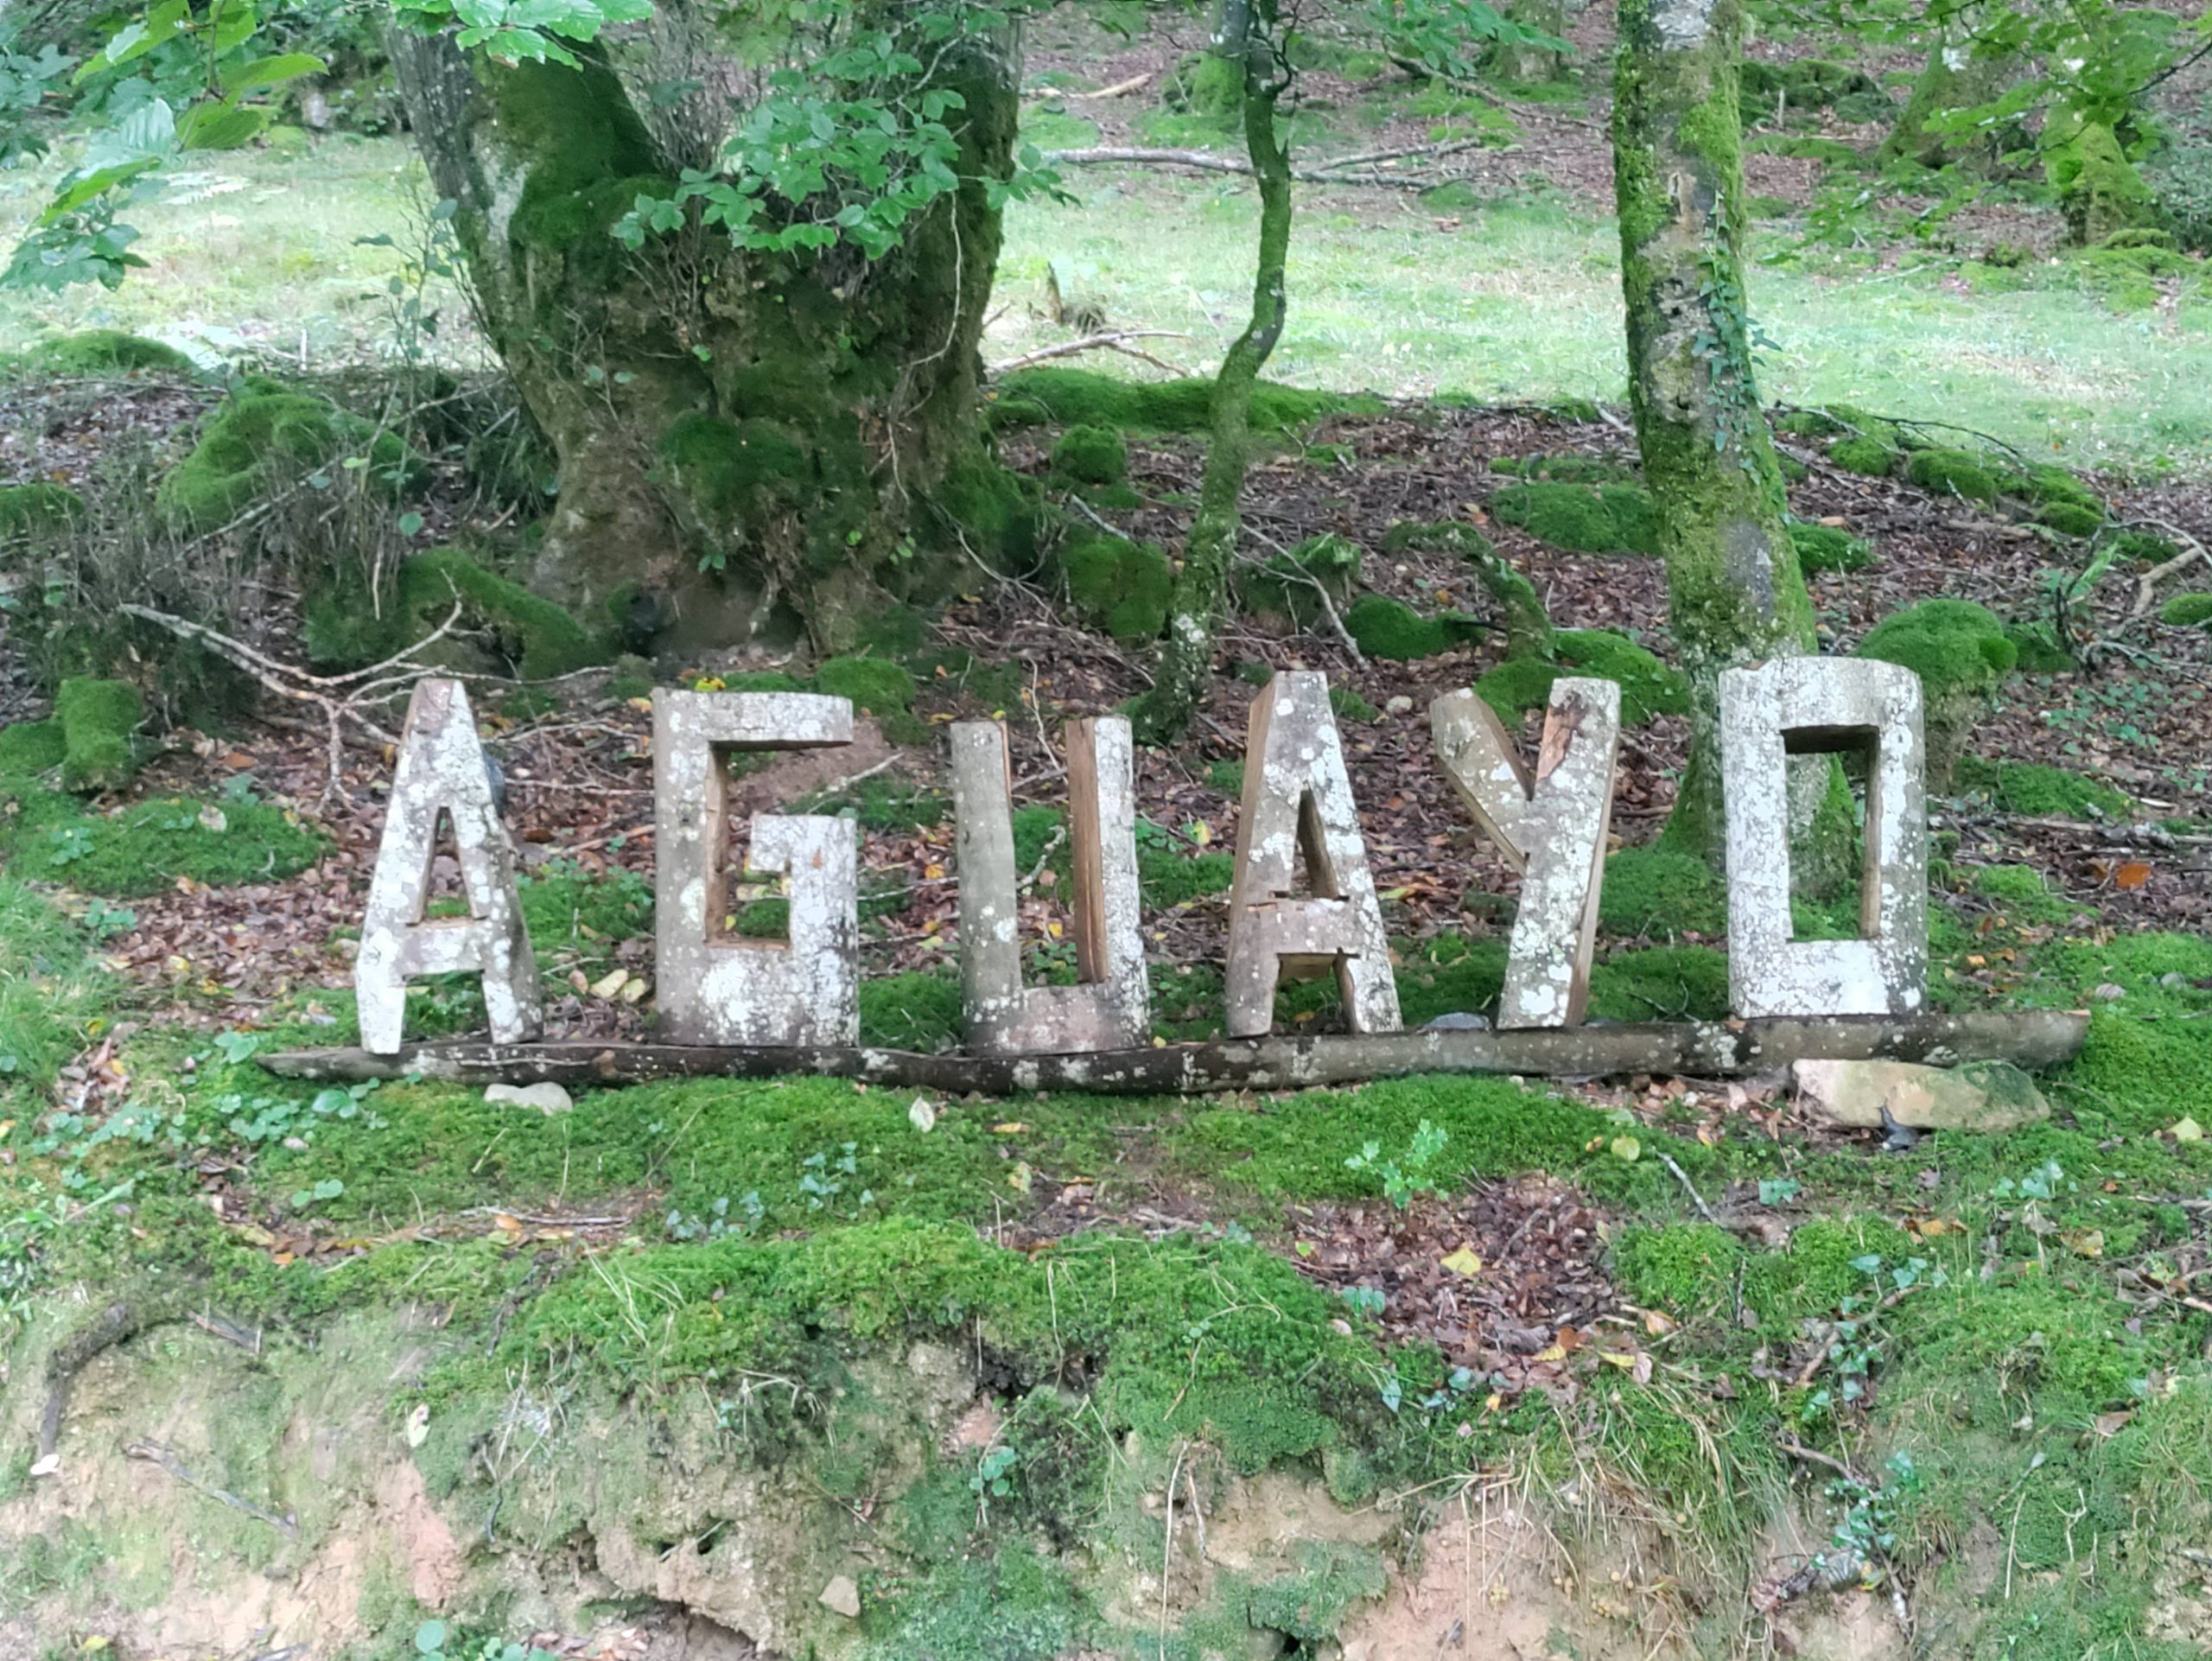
1881, 4, 2023, 171
388, 16, 1018, 652
1612, 0, 1843, 878
1136, 0, 1293, 743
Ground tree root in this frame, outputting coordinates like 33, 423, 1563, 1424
37, 1299, 151, 1460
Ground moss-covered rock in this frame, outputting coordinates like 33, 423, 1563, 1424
1827, 434, 1899, 476
813, 654, 918, 715
2004, 462, 2102, 513
156, 384, 427, 535
2159, 592, 2212, 628
1905, 448, 1999, 504
54, 676, 143, 792
1476, 629, 1688, 728
7, 329, 196, 378
2036, 502, 2106, 537
1738, 57, 1881, 118
1855, 598, 2017, 783
1341, 594, 1484, 661
1952, 757, 2131, 819
1489, 480, 1657, 556
1488, 452, 1640, 486
1062, 535, 1172, 643
1789, 521, 1873, 575
1049, 424, 1129, 486
1236, 532, 1362, 628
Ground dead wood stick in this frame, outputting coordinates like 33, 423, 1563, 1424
990, 331, 1193, 375
1658, 1152, 1725, 1229
1071, 71, 1152, 99
259, 1010, 2090, 1093
125, 1438, 298, 1537
1046, 137, 1495, 185
2130, 519, 2210, 620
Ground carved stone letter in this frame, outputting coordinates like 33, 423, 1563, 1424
1224, 672, 1402, 1037
654, 690, 859, 1047
1721, 658, 1927, 1018
950, 717, 1150, 1053
1431, 678, 1621, 1028
357, 678, 541, 1055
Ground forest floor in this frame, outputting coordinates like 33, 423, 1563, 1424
4, 12, 2212, 1661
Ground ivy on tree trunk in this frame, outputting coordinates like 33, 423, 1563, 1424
1136, 0, 1293, 743
1612, 0, 1846, 880
387, 13, 1020, 652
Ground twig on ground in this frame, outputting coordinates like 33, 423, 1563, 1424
125, 1438, 298, 1537
1658, 1152, 1725, 1229
990, 330, 1193, 376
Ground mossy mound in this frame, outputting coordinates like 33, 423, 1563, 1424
1905, 448, 1999, 504
1587, 944, 1732, 1021
1739, 57, 1882, 118
0, 786, 327, 894
1062, 535, 1172, 643
1855, 598, 2017, 782
157, 383, 427, 535
5, 329, 195, 378
1952, 758, 2132, 820
1341, 594, 1483, 661
1475, 629, 1688, 728
1488, 480, 1657, 556
1789, 521, 1873, 575
1826, 434, 1897, 476
1236, 532, 1362, 628
308, 547, 601, 679
2050, 123, 2158, 247
2160, 592, 2212, 627
54, 676, 143, 793
1488, 452, 1639, 487
988, 368, 1379, 436
813, 654, 918, 716
1599, 846, 1729, 940
2108, 529, 2181, 565
0, 718, 67, 776
2036, 501, 2106, 537
0, 481, 86, 540
1049, 423, 1128, 486
2004, 462, 2103, 514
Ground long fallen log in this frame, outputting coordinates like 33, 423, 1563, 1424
260, 1010, 2088, 1094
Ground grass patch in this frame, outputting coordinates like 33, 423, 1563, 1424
0, 786, 327, 896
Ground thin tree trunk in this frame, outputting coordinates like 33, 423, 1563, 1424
1135, 2, 1293, 744
1612, 0, 1841, 878
1882, 3, 2022, 171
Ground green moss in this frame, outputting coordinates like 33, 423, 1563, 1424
1061, 535, 1172, 643
0, 719, 67, 777
1049, 423, 1128, 486
2050, 123, 2158, 246
1476, 629, 1688, 728
1739, 57, 1880, 117
54, 676, 142, 792
9, 329, 195, 377
2109, 529, 2181, 565
1490, 480, 1658, 555
860, 971, 964, 1051
1788, 520, 1873, 574
2036, 502, 2105, 537
1904, 447, 1999, 504
988, 368, 1378, 436
1341, 594, 1483, 660
1967, 863, 2079, 926
933, 455, 1042, 574
1951, 758, 2130, 820
2159, 592, 2212, 627
1854, 598, 2016, 780
399, 547, 601, 679
1586, 944, 1731, 1021
156, 384, 426, 535
2005, 463, 2103, 513
2003, 620, 2075, 672
0, 482, 86, 539
1236, 532, 1362, 627
814, 655, 917, 716
1599, 846, 1728, 939
0, 788, 327, 895
0, 877, 114, 1091
661, 411, 816, 519
1827, 434, 1898, 475
1329, 684, 1380, 722
1613, 1223, 1743, 1316
1746, 133, 1866, 167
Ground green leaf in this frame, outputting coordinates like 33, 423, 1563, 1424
222, 51, 326, 95
178, 103, 269, 151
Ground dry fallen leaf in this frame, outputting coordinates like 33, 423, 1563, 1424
2113, 861, 2152, 891
405, 1403, 431, 1448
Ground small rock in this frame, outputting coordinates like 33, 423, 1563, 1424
2093, 983, 2126, 1002
485, 1081, 573, 1115
1793, 1059, 2050, 1133
1385, 695, 1414, 716
908, 1096, 937, 1133
1422, 1011, 1491, 1032
819, 1575, 861, 1620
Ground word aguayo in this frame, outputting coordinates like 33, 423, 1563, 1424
323, 652, 2055, 1097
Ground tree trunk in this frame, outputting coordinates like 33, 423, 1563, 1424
1135, 3, 1293, 743
1882, 5, 2023, 171
387, 16, 1020, 652
1497, 0, 1570, 84
1612, 0, 1844, 879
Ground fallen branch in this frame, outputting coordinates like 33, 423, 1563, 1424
1658, 1152, 1725, 1229
1045, 135, 1497, 187
126, 1438, 298, 1538
260, 1010, 2091, 1092
1071, 71, 1152, 99
990, 329, 1193, 376
2129, 519, 2211, 620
